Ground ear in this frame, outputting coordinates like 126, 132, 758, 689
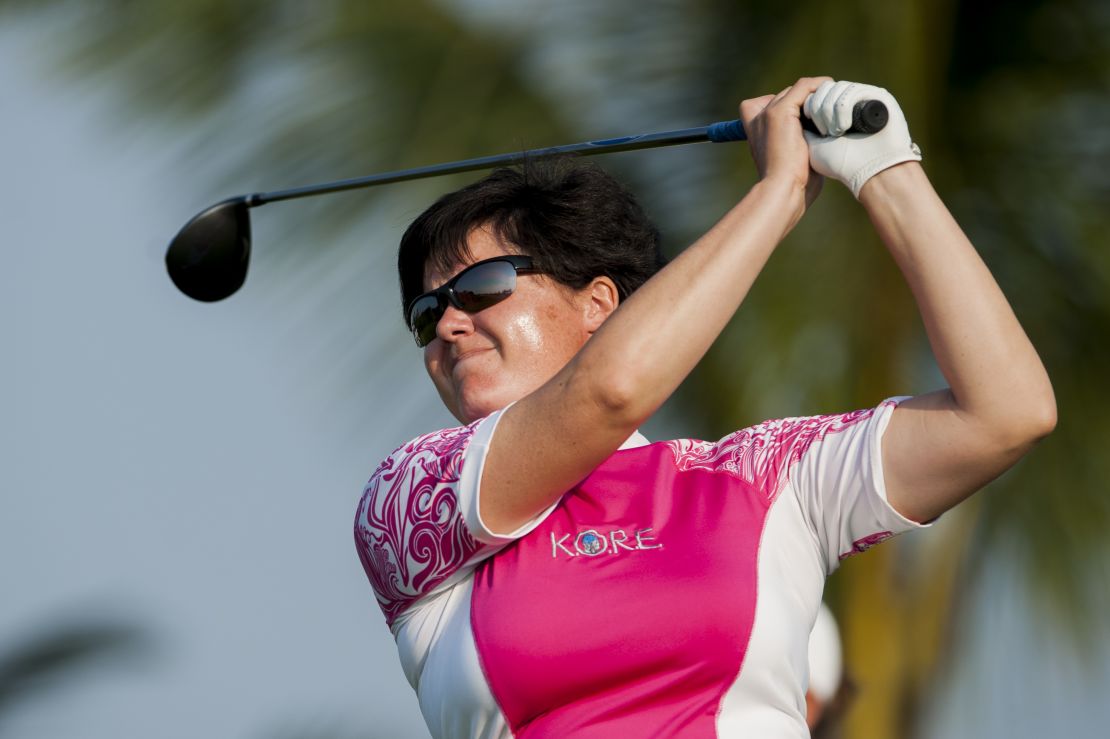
581, 276, 620, 334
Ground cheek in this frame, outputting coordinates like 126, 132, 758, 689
424, 348, 464, 417
498, 302, 584, 372
424, 346, 450, 390
502, 311, 548, 353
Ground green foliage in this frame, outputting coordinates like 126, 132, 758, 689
0, 0, 578, 229
937, 0, 1110, 636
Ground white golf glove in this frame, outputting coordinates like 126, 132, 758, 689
803, 80, 922, 198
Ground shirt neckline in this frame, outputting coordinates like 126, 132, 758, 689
618, 431, 650, 450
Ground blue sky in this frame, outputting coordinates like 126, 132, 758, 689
2, 12, 1108, 739
0, 20, 440, 738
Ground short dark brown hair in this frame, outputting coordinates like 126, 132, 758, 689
397, 157, 666, 323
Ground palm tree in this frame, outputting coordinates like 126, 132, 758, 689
4, 1, 1106, 737
547, 1, 1110, 736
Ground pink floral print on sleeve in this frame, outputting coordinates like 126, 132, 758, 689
665, 408, 876, 500
355, 423, 486, 627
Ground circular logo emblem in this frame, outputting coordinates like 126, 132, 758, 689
576, 530, 606, 556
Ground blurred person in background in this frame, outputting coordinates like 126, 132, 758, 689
354, 77, 1055, 737
807, 603, 855, 737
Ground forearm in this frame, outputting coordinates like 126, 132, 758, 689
481, 177, 802, 533
482, 77, 826, 534
567, 176, 803, 428
861, 163, 1056, 441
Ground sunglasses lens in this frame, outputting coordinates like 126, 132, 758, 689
453, 260, 517, 312
408, 259, 528, 348
408, 295, 443, 347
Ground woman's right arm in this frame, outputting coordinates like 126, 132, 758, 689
479, 77, 831, 535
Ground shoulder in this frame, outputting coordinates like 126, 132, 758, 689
354, 421, 488, 627
663, 404, 890, 497
370, 423, 480, 486
357, 420, 486, 536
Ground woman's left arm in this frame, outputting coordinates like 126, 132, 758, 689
859, 161, 1056, 523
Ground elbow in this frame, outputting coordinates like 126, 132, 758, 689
1022, 379, 1058, 442
1027, 397, 1057, 442
591, 373, 644, 425
578, 360, 651, 428
989, 392, 1057, 453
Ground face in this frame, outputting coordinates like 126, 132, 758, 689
421, 226, 604, 424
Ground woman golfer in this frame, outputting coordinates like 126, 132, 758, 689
354, 77, 1055, 737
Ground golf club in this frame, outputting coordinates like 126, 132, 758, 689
165, 100, 888, 302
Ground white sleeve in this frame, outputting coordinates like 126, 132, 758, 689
787, 397, 931, 575
353, 408, 557, 627
459, 405, 561, 544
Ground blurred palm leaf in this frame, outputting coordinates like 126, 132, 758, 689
1, 0, 581, 426
0, 619, 148, 717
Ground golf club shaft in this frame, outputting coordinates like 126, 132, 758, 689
244, 98, 886, 207
247, 121, 744, 207
166, 101, 887, 302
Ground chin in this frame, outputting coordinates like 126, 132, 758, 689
438, 365, 541, 424
454, 383, 521, 425
456, 397, 503, 425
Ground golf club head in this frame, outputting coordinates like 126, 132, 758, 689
165, 197, 251, 302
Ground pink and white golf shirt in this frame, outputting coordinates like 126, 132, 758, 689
354, 398, 926, 738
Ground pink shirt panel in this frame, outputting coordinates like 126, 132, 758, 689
355, 398, 927, 737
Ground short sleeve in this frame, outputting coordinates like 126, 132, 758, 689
786, 397, 930, 574
354, 407, 553, 628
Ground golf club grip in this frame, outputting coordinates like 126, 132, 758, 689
706, 99, 888, 143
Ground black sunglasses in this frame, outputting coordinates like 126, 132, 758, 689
406, 255, 542, 348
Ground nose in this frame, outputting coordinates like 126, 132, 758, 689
435, 303, 474, 342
